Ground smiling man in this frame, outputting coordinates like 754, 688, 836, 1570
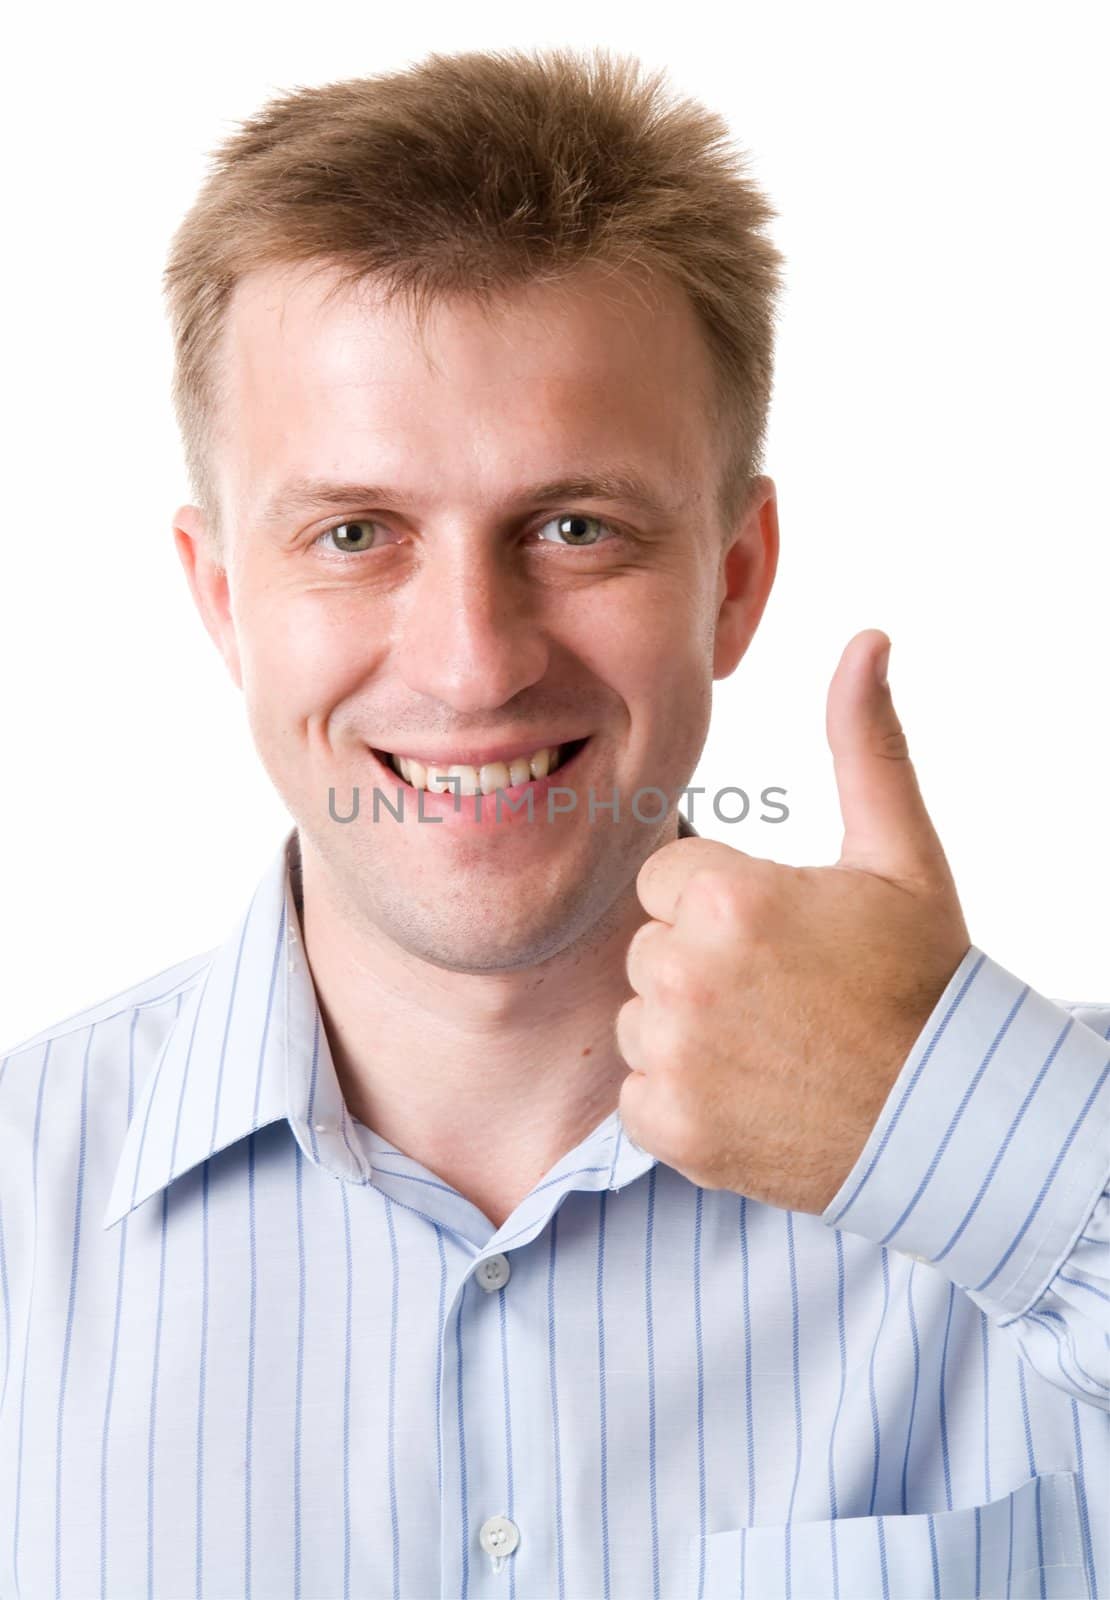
173, 252, 760, 1230
2, 46, 1107, 1600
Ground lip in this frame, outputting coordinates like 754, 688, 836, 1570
364, 736, 593, 828
372, 736, 589, 769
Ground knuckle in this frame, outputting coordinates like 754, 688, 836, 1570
615, 994, 641, 1053
625, 921, 654, 979
653, 950, 703, 1005
644, 1008, 690, 1066
686, 866, 748, 925
876, 724, 911, 761
693, 864, 774, 941
629, 930, 671, 1003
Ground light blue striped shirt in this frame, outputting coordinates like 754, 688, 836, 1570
1, 819, 1108, 1599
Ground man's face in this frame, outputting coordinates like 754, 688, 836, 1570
176, 258, 777, 972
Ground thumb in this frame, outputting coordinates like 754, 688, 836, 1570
826, 630, 948, 884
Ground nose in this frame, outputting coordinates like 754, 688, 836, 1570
393, 536, 550, 713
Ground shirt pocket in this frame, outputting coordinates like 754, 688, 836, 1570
688, 1470, 1091, 1599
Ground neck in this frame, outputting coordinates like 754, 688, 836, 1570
291, 825, 666, 1228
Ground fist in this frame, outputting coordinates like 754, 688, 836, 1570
614, 630, 970, 1215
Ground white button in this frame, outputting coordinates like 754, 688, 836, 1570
476, 1253, 511, 1292
479, 1514, 520, 1571
313, 1122, 330, 1133
900, 1249, 930, 1264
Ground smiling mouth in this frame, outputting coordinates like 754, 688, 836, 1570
371, 737, 590, 795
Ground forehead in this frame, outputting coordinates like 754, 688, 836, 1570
216, 257, 721, 521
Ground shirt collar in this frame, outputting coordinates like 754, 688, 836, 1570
103, 809, 700, 1231
102, 827, 371, 1231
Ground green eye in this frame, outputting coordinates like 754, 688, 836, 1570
537, 513, 611, 547
314, 513, 615, 555
322, 520, 379, 553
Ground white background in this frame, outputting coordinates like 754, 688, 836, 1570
1, 1, 1106, 1046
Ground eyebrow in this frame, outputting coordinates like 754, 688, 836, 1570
255, 469, 679, 528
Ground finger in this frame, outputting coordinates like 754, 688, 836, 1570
635, 837, 754, 924
827, 629, 950, 884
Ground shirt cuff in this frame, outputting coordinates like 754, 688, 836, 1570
820, 945, 1110, 1320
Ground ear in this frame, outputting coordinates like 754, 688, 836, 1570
712, 475, 779, 680
172, 505, 242, 690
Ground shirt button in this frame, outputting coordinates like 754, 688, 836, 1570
476, 1253, 511, 1292
479, 1514, 520, 1565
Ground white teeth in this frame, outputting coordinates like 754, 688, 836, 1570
478, 762, 511, 795
384, 744, 568, 793
429, 763, 479, 796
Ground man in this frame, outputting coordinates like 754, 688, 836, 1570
1, 46, 1106, 1600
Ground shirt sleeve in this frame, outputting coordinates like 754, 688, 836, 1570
820, 945, 1110, 1410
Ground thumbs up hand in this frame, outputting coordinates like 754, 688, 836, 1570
615, 630, 971, 1215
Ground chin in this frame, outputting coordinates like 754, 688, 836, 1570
387, 887, 609, 974
399, 928, 571, 975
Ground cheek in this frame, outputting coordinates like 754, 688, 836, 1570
237, 591, 387, 732
618, 575, 714, 675
573, 568, 712, 675
596, 621, 714, 779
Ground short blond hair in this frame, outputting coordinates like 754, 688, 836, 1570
163, 46, 785, 551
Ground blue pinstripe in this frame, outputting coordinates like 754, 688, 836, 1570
597, 1190, 613, 1600
901, 1265, 921, 1515
644, 1164, 660, 1600
244, 1130, 258, 1597
693, 1183, 707, 1600
0, 824, 1106, 1598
